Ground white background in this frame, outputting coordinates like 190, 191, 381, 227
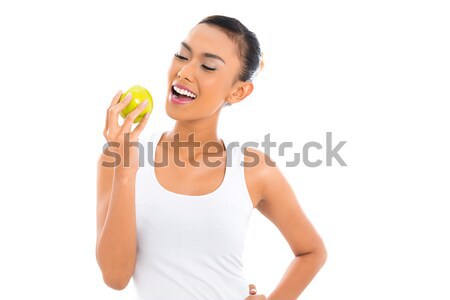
1, 0, 449, 299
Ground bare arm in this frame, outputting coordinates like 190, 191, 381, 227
96, 152, 138, 290
244, 148, 327, 300
96, 90, 150, 290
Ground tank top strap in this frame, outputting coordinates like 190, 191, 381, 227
137, 130, 165, 172
146, 130, 164, 166
224, 138, 255, 214
222, 137, 239, 178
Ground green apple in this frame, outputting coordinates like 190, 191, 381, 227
119, 85, 154, 123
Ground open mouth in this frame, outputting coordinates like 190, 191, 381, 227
171, 85, 197, 101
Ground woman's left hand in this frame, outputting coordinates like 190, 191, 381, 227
245, 284, 267, 299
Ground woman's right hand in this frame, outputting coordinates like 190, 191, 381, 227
103, 90, 151, 173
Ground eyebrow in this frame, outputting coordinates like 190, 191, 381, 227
181, 42, 226, 64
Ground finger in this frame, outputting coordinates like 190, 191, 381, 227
249, 284, 257, 295
131, 112, 151, 140
109, 89, 122, 107
109, 92, 133, 129
122, 100, 148, 132
112, 92, 133, 109
104, 90, 122, 139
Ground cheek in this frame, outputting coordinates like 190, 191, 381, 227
167, 60, 182, 79
201, 81, 230, 101
167, 62, 176, 78
206, 75, 232, 94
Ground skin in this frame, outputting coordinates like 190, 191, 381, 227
97, 23, 327, 299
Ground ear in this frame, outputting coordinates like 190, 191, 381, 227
226, 81, 254, 105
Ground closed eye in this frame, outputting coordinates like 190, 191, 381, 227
174, 53, 216, 71
202, 65, 216, 71
174, 53, 187, 60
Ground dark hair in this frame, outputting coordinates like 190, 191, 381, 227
198, 15, 263, 83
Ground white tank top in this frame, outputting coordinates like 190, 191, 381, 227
133, 130, 254, 300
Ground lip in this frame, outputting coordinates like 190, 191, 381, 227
169, 91, 195, 104
172, 83, 197, 96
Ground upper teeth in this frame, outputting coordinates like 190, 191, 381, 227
173, 86, 197, 99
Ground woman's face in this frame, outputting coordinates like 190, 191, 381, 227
166, 23, 245, 120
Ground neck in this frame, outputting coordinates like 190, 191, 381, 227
163, 122, 225, 162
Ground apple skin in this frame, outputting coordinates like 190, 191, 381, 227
119, 85, 153, 123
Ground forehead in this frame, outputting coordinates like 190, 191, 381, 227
183, 24, 240, 63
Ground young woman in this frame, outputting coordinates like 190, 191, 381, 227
97, 15, 327, 300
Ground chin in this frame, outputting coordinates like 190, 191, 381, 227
165, 100, 189, 121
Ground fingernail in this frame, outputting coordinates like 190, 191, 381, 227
250, 288, 256, 293
126, 93, 132, 99
140, 100, 148, 106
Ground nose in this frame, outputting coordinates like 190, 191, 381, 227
176, 61, 195, 82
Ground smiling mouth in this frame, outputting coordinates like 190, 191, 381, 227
171, 85, 197, 101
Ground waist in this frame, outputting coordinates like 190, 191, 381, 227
133, 252, 249, 300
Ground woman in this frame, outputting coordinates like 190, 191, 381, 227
97, 15, 327, 300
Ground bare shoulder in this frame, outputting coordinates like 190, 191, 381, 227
241, 146, 278, 210
241, 146, 292, 211
242, 147, 326, 257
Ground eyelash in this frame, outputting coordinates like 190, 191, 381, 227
174, 53, 216, 71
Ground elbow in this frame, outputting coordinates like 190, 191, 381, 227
98, 260, 133, 290
96, 246, 135, 290
320, 248, 328, 267
97, 255, 133, 290
103, 273, 131, 290
297, 239, 328, 267
317, 239, 328, 267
